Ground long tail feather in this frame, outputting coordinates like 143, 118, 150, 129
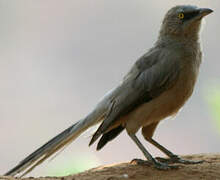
4, 87, 116, 177
5, 109, 106, 177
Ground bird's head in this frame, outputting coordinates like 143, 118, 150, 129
159, 5, 213, 40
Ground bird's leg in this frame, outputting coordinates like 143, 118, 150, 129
147, 138, 203, 164
128, 133, 178, 170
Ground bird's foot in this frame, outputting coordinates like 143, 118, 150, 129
131, 158, 151, 165
130, 158, 179, 170
156, 155, 204, 164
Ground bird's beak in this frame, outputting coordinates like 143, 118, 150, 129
198, 8, 213, 18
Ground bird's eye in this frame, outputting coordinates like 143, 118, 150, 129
178, 13, 184, 19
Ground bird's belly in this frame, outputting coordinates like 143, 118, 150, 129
145, 86, 192, 124
125, 70, 197, 134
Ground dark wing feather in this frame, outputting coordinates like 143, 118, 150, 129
97, 125, 125, 150
89, 49, 180, 146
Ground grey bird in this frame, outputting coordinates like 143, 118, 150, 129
5, 5, 213, 177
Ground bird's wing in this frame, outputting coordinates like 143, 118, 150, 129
89, 48, 181, 145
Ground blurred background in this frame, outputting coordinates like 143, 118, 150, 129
0, 0, 219, 177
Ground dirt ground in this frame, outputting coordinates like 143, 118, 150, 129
1, 154, 220, 180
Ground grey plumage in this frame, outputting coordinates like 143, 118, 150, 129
5, 5, 213, 177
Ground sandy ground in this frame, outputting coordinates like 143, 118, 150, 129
1, 154, 220, 180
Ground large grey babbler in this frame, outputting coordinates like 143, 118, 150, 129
5, 5, 213, 177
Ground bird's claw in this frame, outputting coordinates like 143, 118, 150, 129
130, 158, 179, 170
131, 158, 151, 165
154, 161, 179, 170
156, 155, 204, 164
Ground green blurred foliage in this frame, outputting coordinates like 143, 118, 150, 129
47, 153, 100, 176
205, 85, 220, 132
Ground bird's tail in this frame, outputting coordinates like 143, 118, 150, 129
5, 109, 106, 177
